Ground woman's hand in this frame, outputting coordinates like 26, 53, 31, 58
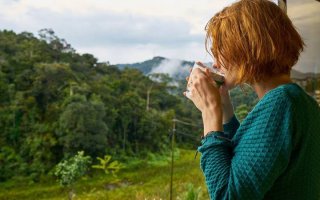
191, 62, 235, 124
184, 63, 223, 135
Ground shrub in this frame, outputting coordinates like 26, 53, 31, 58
53, 151, 91, 187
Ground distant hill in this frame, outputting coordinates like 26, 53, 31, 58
291, 69, 320, 80
116, 56, 319, 80
117, 56, 168, 74
116, 56, 195, 80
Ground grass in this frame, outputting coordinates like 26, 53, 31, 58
0, 149, 209, 200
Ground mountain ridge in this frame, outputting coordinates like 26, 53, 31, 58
116, 56, 320, 80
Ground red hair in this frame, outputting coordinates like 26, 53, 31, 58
205, 0, 304, 84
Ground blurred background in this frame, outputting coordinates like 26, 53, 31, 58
0, 0, 319, 199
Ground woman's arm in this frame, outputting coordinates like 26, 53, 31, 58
198, 93, 293, 199
220, 91, 240, 140
220, 89, 235, 124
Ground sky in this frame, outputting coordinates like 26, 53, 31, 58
0, 0, 319, 72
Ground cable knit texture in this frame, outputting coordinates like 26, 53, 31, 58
197, 83, 320, 200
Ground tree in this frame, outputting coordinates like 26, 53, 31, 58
57, 94, 109, 157
38, 28, 75, 62
116, 91, 145, 154
0, 29, 264, 183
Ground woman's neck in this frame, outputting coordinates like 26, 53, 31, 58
251, 74, 293, 99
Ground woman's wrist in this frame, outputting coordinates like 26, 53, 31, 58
202, 106, 223, 136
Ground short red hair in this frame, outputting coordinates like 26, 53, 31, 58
205, 0, 304, 84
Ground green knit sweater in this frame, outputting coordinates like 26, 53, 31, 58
197, 83, 320, 200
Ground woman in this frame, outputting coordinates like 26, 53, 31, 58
185, 0, 320, 199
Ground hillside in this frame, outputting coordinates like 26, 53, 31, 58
0, 29, 204, 184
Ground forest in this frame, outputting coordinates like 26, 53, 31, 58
0, 29, 258, 188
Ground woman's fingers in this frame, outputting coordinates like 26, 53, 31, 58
196, 61, 207, 68
205, 68, 211, 77
188, 67, 220, 97
192, 67, 204, 76
197, 62, 214, 79
193, 71, 212, 94
187, 68, 222, 112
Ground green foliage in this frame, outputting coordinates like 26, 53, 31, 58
57, 94, 109, 156
230, 85, 258, 111
183, 183, 202, 200
0, 29, 258, 183
235, 104, 250, 122
20, 128, 57, 181
92, 155, 124, 176
0, 146, 25, 181
145, 150, 176, 167
53, 151, 91, 187
0, 149, 209, 200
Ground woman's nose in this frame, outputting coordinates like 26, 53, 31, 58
213, 63, 220, 69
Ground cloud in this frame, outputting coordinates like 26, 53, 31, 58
150, 59, 184, 77
78, 42, 210, 65
0, 5, 203, 46
0, 0, 319, 72
0, 0, 244, 65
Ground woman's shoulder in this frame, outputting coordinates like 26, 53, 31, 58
253, 83, 318, 111
246, 82, 319, 123
243, 83, 301, 123
234, 83, 298, 142
235, 82, 319, 143
250, 83, 296, 113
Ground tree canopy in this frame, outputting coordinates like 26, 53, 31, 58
0, 29, 258, 182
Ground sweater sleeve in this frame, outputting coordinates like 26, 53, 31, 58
223, 115, 240, 140
198, 94, 293, 200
